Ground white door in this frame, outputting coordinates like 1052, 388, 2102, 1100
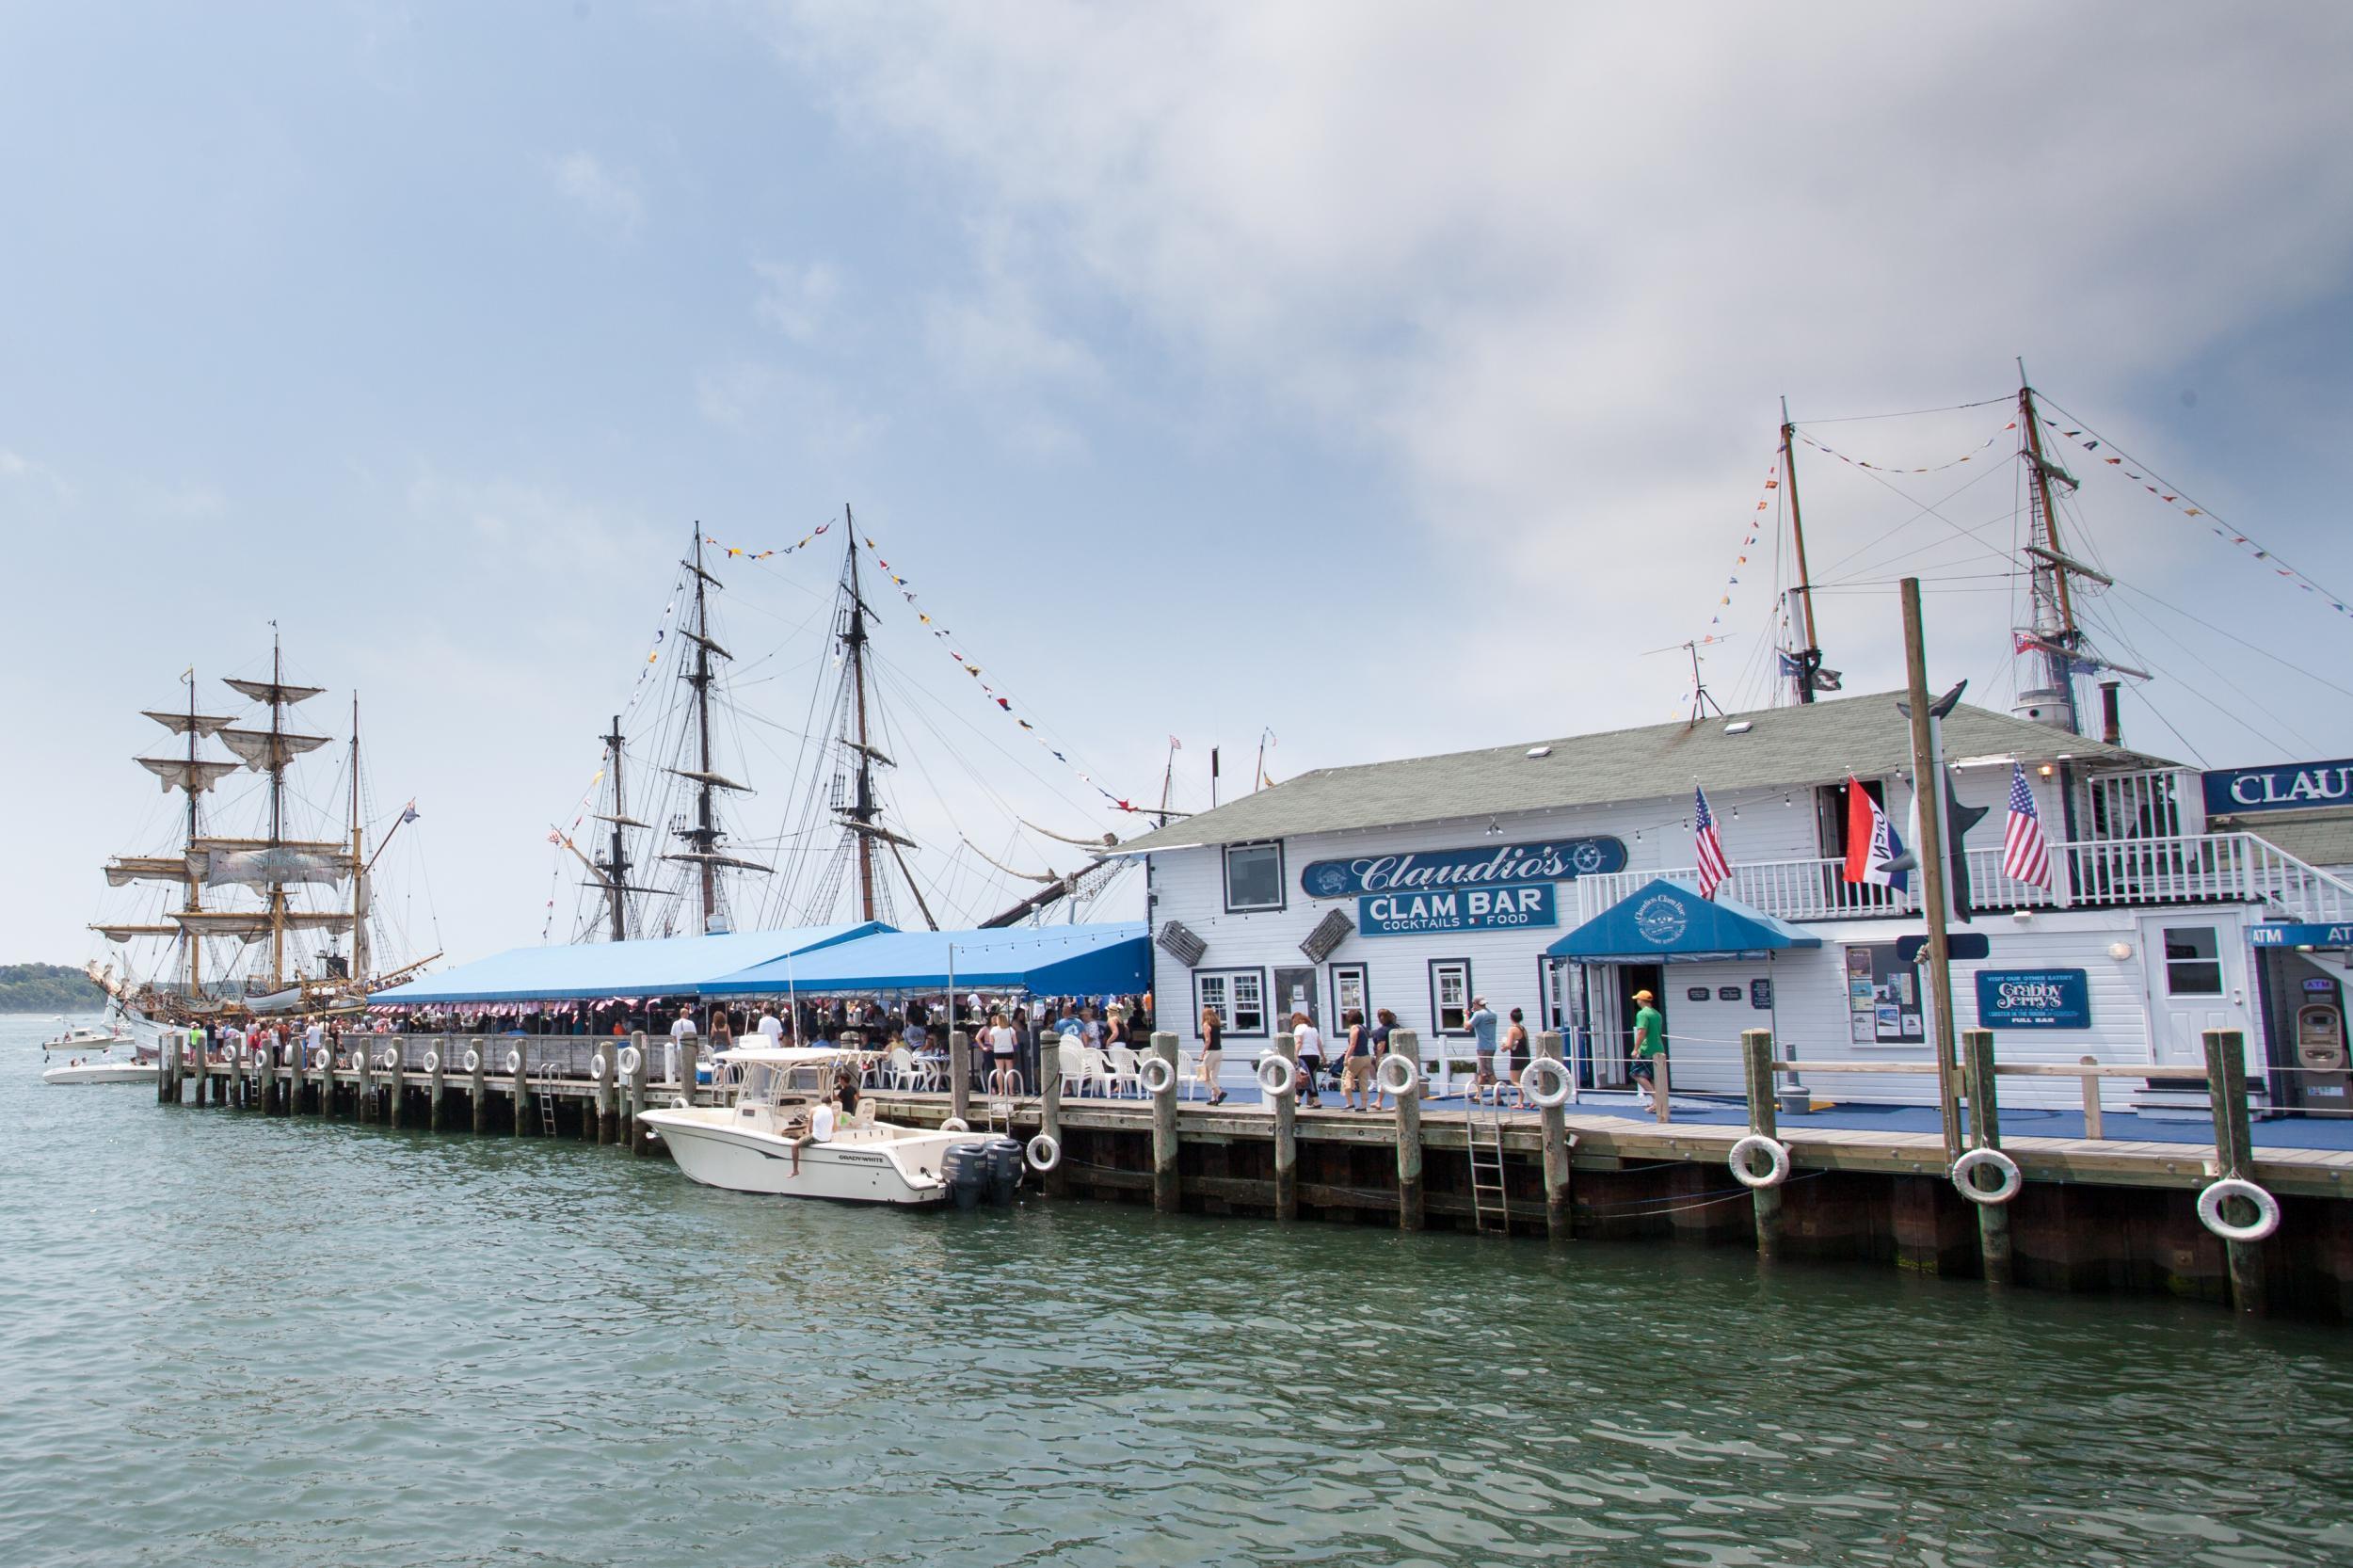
2137, 915, 2251, 1068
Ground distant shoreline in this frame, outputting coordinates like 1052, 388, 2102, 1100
0, 964, 105, 1014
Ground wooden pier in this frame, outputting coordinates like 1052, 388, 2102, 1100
152, 1028, 2353, 1322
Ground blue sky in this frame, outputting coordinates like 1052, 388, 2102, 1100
5, 4, 2350, 971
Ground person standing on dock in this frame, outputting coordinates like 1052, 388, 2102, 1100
1369, 1009, 1399, 1112
756, 1007, 784, 1043
1630, 989, 1667, 1119
1198, 1004, 1225, 1105
1338, 1009, 1372, 1111
1500, 1009, 1529, 1108
668, 1005, 697, 1086
1293, 1012, 1325, 1108
1468, 997, 1498, 1101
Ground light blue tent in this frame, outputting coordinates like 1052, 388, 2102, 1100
370, 923, 888, 1004
702, 922, 1149, 998
1546, 879, 1819, 961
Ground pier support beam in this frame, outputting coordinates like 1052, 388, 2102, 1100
469, 1038, 488, 1134
357, 1043, 374, 1124
389, 1039, 407, 1128
512, 1042, 535, 1137
2205, 1028, 2267, 1315
1536, 1031, 1573, 1240
675, 1040, 696, 1123
1272, 1031, 1298, 1222
428, 1045, 447, 1132
595, 1047, 616, 1144
1151, 1031, 1181, 1214
1742, 1028, 1784, 1260
1392, 1029, 1424, 1232
1961, 1028, 2011, 1285
1039, 1035, 1066, 1200
949, 1031, 970, 1128
315, 1045, 331, 1120
627, 1032, 648, 1157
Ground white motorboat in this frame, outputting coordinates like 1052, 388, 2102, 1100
639, 1047, 997, 1207
42, 1049, 160, 1085
42, 1020, 136, 1053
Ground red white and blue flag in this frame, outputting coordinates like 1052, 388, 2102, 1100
1693, 785, 1732, 900
1842, 776, 1910, 889
2002, 761, 2052, 888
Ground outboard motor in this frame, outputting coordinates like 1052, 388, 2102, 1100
942, 1142, 988, 1211
983, 1136, 1025, 1207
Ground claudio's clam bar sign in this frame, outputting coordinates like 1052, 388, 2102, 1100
2202, 757, 2353, 814
1300, 837, 1628, 938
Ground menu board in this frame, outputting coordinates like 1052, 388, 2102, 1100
1846, 944, 1925, 1044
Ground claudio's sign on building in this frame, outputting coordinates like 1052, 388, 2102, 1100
1302, 837, 1627, 900
2202, 758, 2353, 815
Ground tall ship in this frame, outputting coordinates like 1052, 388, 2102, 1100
88, 637, 436, 1034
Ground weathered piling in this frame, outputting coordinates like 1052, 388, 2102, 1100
428, 1043, 448, 1131
1961, 1027, 2011, 1285
676, 1040, 696, 1122
314, 1045, 331, 1120
1741, 1028, 1784, 1260
1392, 1028, 1424, 1231
949, 1031, 971, 1126
1272, 1030, 1298, 1221
357, 1043, 375, 1123
1536, 1030, 1572, 1240
388, 1040, 407, 1128
626, 1032, 648, 1157
1654, 1054, 1672, 1125
595, 1046, 616, 1144
2204, 1028, 2265, 1315
1151, 1031, 1180, 1214
1038, 1034, 1066, 1199
469, 1039, 488, 1134
512, 1042, 535, 1136
2079, 1055, 2105, 1141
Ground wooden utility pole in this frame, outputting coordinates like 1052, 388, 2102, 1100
1899, 578, 1964, 1164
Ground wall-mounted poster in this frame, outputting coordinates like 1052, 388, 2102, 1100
1846, 943, 1927, 1044
1750, 979, 1773, 1011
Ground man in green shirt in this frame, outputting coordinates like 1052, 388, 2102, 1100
1629, 988, 1667, 1120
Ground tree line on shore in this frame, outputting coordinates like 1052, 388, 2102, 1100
0, 964, 104, 1014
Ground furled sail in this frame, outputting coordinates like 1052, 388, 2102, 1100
91, 922, 182, 942
169, 909, 356, 939
217, 728, 332, 771
141, 709, 235, 736
665, 767, 752, 792
200, 848, 350, 890
136, 757, 242, 793
661, 851, 773, 873
222, 677, 325, 706
105, 856, 194, 887
191, 835, 348, 856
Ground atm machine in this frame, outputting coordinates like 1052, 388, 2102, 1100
2294, 977, 2350, 1108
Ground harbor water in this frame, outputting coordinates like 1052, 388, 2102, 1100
8, 1016, 2352, 1568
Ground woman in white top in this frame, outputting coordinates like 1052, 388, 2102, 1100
1291, 1012, 1325, 1109
985, 1012, 1021, 1095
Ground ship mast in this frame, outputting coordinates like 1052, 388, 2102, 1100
1781, 396, 1824, 705
2017, 363, 2085, 735
184, 673, 203, 999
601, 713, 632, 942
691, 528, 718, 930
840, 515, 879, 923
349, 694, 368, 984
267, 635, 288, 989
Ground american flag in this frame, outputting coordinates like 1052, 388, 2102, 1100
2002, 761, 2052, 888
1693, 785, 1732, 900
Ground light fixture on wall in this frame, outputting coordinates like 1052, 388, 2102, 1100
2107, 941, 2134, 961
1484, 819, 1503, 837
2012, 908, 2033, 922
2039, 763, 2056, 777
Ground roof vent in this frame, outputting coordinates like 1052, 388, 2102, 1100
1526, 745, 1553, 759
1722, 720, 1753, 736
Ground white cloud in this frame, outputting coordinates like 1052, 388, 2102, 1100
759, 3, 2353, 725
752, 258, 841, 340
550, 150, 646, 237
692, 360, 880, 453
0, 447, 74, 501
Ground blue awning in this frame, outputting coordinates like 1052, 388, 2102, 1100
1546, 879, 1820, 960
371, 922, 888, 1004
702, 922, 1150, 998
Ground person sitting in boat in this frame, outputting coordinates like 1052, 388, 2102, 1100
834, 1065, 861, 1121
790, 1094, 840, 1176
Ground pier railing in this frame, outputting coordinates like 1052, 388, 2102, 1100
1575, 831, 2353, 925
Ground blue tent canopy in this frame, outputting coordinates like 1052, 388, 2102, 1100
370, 923, 888, 1004
703, 922, 1150, 998
1546, 879, 1820, 961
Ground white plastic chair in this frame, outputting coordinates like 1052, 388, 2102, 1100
1057, 1039, 1087, 1097
1176, 1047, 1203, 1100
1105, 1044, 1143, 1099
887, 1046, 918, 1092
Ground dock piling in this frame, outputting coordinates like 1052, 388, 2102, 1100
1151, 1031, 1180, 1214
1741, 1028, 1784, 1259
314, 1044, 331, 1119
1961, 1027, 2012, 1285
2080, 1055, 2104, 1141
1272, 1031, 1298, 1221
389, 1039, 407, 1128
675, 1040, 696, 1121
513, 1041, 535, 1136
1039, 1034, 1066, 1199
626, 1031, 648, 1157
1535, 1031, 1573, 1240
469, 1038, 488, 1134
595, 1047, 616, 1144
357, 1042, 374, 1123
2203, 1028, 2267, 1315
949, 1031, 970, 1127
428, 1045, 447, 1131
1392, 1028, 1424, 1231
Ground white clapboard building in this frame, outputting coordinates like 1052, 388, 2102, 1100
1118, 694, 2353, 1112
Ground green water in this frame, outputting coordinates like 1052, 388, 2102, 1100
8, 1015, 2353, 1567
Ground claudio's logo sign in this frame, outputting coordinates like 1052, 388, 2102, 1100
1303, 837, 1626, 900
2202, 758, 2353, 816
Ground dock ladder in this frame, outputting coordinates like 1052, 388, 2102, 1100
1467, 1096, 1510, 1236
536, 1064, 562, 1135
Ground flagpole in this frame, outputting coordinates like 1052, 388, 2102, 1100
1899, 578, 1964, 1164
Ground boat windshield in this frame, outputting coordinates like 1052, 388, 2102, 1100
732, 1063, 831, 1105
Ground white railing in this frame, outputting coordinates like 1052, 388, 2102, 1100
1576, 831, 2353, 926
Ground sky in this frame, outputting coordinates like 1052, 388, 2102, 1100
5, 3, 2351, 974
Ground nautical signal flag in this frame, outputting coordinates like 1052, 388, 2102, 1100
2002, 762, 2052, 888
1841, 778, 1909, 890
1692, 785, 1731, 900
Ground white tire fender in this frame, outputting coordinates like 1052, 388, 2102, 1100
504, 1048, 522, 1074
1519, 1058, 1573, 1110
616, 1046, 642, 1077
1728, 1133, 1791, 1190
422, 1050, 440, 1074
2197, 1176, 2280, 1242
940, 1116, 968, 1133
463, 1048, 481, 1074
1139, 1055, 1176, 1096
1951, 1147, 2024, 1207
1256, 1054, 1295, 1096
1026, 1133, 1061, 1173
1375, 1052, 1418, 1096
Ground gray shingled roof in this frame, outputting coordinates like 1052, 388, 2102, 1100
1115, 691, 2165, 853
